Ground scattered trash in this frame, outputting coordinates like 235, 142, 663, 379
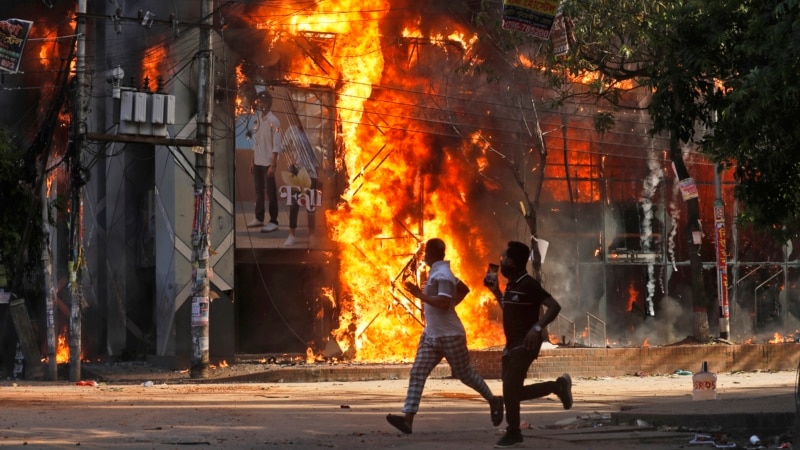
340, 404, 350, 409
675, 369, 692, 376
689, 433, 715, 445
635, 419, 651, 427
142, 380, 154, 387
554, 417, 578, 426
750, 436, 761, 446
688, 433, 738, 448
634, 371, 649, 377
76, 380, 97, 387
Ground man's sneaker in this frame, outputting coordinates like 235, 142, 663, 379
489, 396, 504, 426
556, 373, 573, 410
283, 234, 297, 246
494, 431, 523, 448
246, 219, 263, 228
261, 222, 278, 233
386, 414, 412, 434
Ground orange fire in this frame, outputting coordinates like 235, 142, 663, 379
768, 333, 784, 344
235, 63, 248, 114
141, 44, 168, 90
238, 2, 508, 361
34, 22, 65, 72
55, 331, 69, 364
627, 281, 638, 312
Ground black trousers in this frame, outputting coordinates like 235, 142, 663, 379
287, 177, 318, 230
253, 165, 278, 224
501, 344, 558, 433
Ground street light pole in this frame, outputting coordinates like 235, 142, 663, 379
190, 0, 215, 379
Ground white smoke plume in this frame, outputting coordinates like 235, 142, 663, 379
640, 144, 663, 317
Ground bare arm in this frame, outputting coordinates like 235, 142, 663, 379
267, 151, 278, 176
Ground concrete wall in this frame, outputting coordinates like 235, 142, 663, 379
469, 343, 800, 379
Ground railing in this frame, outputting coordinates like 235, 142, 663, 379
586, 313, 607, 348
736, 264, 785, 332
755, 268, 784, 332
552, 314, 575, 346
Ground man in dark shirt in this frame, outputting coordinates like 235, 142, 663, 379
485, 240, 573, 448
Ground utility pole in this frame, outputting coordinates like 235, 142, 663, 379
190, 0, 215, 379
69, 0, 88, 382
44, 180, 57, 380
711, 97, 730, 340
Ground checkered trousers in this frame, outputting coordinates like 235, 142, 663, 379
402, 333, 494, 413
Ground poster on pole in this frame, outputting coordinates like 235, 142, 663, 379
501, 0, 562, 40
0, 18, 33, 74
550, 12, 574, 58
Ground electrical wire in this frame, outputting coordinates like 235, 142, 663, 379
13, 5, 673, 157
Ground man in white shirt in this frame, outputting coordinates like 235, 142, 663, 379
247, 91, 283, 233
386, 238, 504, 434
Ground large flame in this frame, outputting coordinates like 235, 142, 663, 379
263, 2, 505, 361
142, 44, 168, 90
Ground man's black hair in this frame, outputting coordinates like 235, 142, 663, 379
256, 91, 273, 110
506, 240, 530, 268
425, 238, 446, 260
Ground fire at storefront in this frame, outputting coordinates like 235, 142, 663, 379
1, 0, 799, 378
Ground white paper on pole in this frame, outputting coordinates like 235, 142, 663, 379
530, 238, 549, 264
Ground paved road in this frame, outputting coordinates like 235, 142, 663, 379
1, 370, 797, 449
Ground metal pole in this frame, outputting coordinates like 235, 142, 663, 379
190, 0, 215, 379
730, 198, 739, 337
69, 0, 88, 382
714, 166, 730, 339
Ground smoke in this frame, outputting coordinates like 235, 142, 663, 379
668, 178, 681, 271
628, 296, 691, 345
640, 144, 662, 317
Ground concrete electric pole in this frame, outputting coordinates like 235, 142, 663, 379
190, 0, 215, 379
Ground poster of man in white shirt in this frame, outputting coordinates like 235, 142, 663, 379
234, 85, 335, 250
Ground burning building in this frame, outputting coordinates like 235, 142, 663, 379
1, 0, 799, 377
